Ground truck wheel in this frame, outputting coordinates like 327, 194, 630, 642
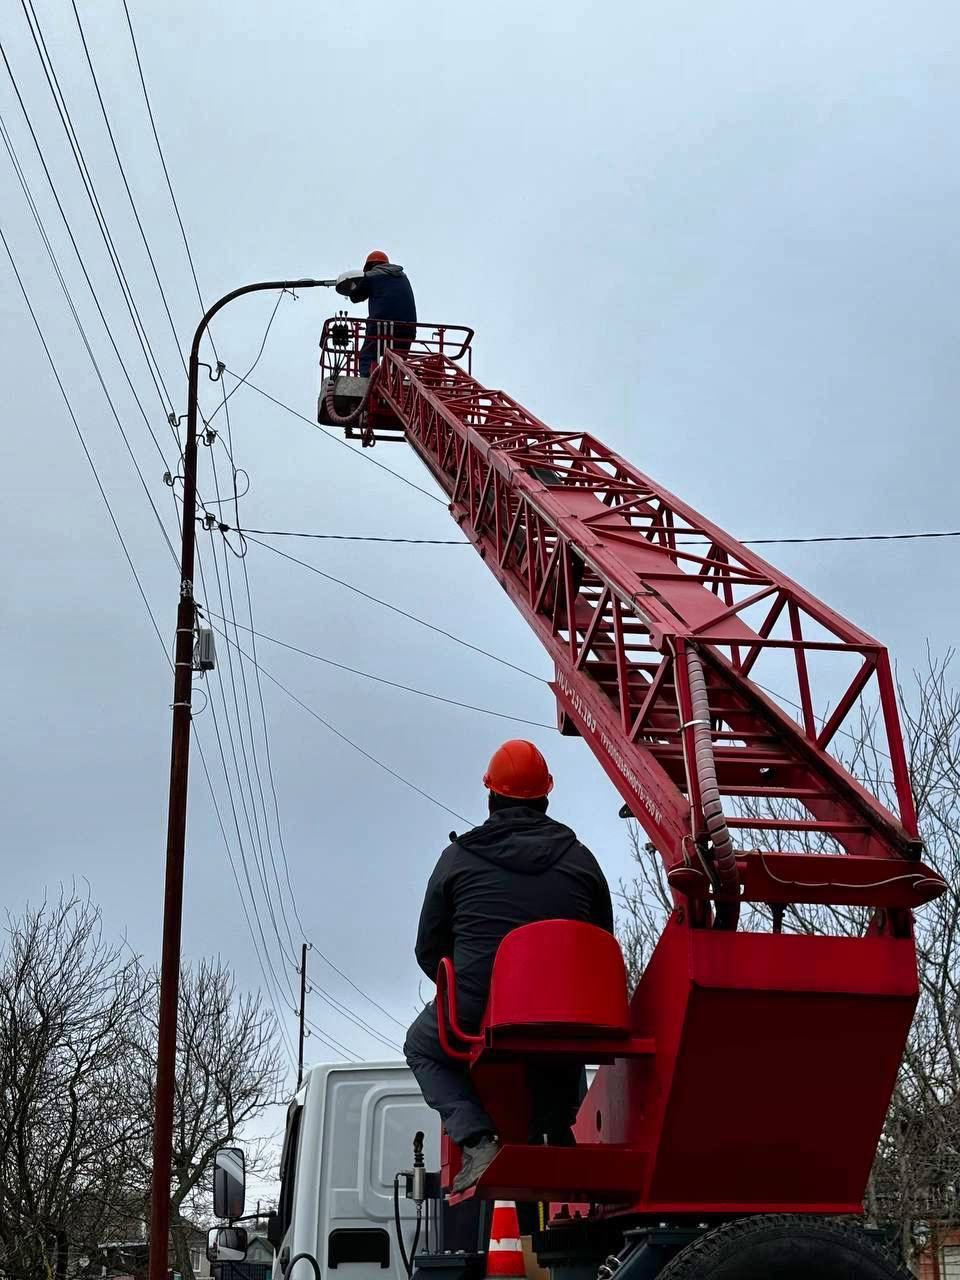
657, 1215, 911, 1278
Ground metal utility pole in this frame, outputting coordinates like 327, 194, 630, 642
148, 278, 333, 1280
298, 942, 308, 1088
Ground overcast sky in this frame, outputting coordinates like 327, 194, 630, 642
2, 0, 959, 1186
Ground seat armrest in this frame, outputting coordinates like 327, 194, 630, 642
436, 958, 483, 1061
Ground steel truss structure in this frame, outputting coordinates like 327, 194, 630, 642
324, 331, 945, 915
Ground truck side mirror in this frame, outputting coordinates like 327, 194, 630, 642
213, 1147, 246, 1220
266, 1210, 283, 1250
207, 1227, 248, 1263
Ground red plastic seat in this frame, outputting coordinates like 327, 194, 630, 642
436, 920, 630, 1058
485, 919, 630, 1034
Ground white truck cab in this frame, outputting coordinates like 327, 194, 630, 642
270, 1061, 440, 1280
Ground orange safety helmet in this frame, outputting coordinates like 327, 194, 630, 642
483, 739, 554, 799
364, 249, 389, 267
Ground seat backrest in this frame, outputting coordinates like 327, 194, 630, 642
484, 920, 630, 1034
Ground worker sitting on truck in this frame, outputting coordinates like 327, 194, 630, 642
403, 739, 614, 1193
335, 250, 417, 376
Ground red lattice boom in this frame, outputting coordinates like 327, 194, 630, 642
320, 327, 944, 915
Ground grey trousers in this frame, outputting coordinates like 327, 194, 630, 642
403, 1002, 585, 1147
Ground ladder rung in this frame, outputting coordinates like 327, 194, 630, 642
725, 817, 872, 833
717, 785, 826, 799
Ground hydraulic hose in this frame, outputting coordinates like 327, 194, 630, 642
393, 1174, 421, 1279
685, 646, 740, 930
410, 1215, 422, 1275
394, 1175, 410, 1277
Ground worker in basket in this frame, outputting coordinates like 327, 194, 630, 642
335, 249, 417, 376
403, 739, 613, 1193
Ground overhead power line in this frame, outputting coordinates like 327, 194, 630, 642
305, 985, 401, 1054
212, 348, 318, 956
0, 54, 175, 468
235, 525, 960, 549
672, 529, 960, 549
302, 1014, 362, 1062
224, 377, 957, 551
16, 0, 176, 412
200, 535, 395, 1059
0, 111, 179, 566
196, 683, 301, 1066
304, 943, 407, 1034
239, 541, 900, 779
207, 337, 307, 979
0, 219, 167, 656
235, 532, 311, 945
206, 536, 300, 976
195, 542, 303, 1013
206, 621, 474, 826
732, 530, 960, 546
226, 373, 446, 505
226, 536, 891, 774
244, 536, 544, 683
70, 0, 186, 374
200, 297, 466, 1039
200, 604, 556, 730
120, 0, 207, 321
197, 547, 395, 1056
234, 526, 467, 546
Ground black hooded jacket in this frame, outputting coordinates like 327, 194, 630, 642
415, 808, 613, 1021
348, 262, 417, 325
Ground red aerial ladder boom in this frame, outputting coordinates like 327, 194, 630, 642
318, 320, 945, 1234
320, 320, 941, 919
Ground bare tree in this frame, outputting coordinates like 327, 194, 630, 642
0, 890, 148, 1280
0, 889, 287, 1280
128, 957, 286, 1280
618, 648, 960, 1271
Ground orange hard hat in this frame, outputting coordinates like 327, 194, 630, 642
483, 740, 554, 799
364, 249, 389, 267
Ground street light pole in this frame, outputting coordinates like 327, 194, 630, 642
148, 278, 332, 1280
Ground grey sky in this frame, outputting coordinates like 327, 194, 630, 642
1, 0, 958, 1151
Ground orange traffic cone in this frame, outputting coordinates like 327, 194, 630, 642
486, 1202, 525, 1278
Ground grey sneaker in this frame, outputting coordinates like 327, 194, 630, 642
451, 1136, 501, 1193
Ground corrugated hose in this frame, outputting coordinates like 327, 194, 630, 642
323, 364, 381, 426
685, 646, 741, 930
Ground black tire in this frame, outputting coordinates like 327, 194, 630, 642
657, 1215, 911, 1279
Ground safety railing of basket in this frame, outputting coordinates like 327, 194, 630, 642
319, 316, 474, 380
